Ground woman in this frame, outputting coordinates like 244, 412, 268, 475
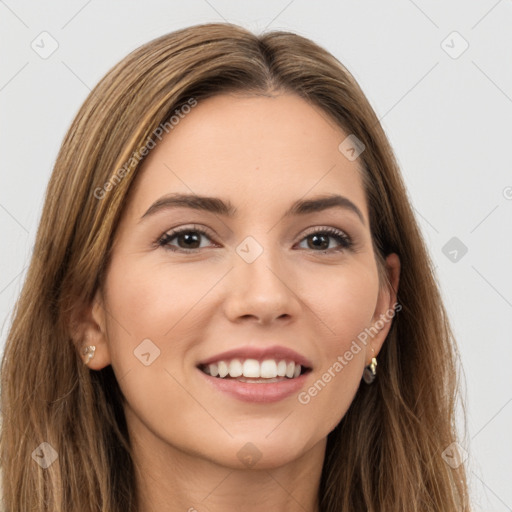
0, 22, 470, 511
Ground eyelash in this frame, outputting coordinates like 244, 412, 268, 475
156, 224, 354, 254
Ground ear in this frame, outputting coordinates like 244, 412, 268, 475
70, 289, 112, 370
367, 253, 401, 364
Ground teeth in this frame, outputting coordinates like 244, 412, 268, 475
208, 363, 218, 377
218, 361, 229, 378
201, 358, 304, 380
260, 359, 277, 378
243, 359, 260, 378
229, 359, 243, 378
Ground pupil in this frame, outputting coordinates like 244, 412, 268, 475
180, 232, 200, 248
310, 234, 328, 250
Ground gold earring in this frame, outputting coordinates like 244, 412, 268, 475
82, 345, 96, 365
362, 347, 377, 384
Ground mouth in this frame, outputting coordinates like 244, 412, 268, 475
198, 358, 312, 383
196, 346, 313, 403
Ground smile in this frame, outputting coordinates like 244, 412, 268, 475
199, 358, 311, 381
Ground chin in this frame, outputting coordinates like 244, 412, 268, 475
200, 429, 321, 470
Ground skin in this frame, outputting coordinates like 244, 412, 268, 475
78, 93, 400, 512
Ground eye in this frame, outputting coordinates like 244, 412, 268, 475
157, 225, 353, 253
157, 225, 217, 252
297, 227, 353, 252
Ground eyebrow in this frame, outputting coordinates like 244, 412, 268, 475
139, 192, 366, 225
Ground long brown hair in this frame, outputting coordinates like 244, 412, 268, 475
0, 22, 470, 511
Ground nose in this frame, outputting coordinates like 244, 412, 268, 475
221, 245, 301, 325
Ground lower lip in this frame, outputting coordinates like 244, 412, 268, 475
198, 369, 310, 403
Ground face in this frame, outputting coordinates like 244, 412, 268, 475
86, 93, 400, 470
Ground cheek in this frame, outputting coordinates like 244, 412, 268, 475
103, 257, 218, 344
296, 262, 379, 428
100, 258, 211, 437
306, 259, 379, 352
98, 258, 197, 396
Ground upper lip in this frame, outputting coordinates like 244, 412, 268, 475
197, 345, 313, 369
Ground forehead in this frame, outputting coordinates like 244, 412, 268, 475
125, 93, 368, 223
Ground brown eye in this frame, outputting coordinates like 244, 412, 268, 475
158, 227, 216, 252
298, 228, 353, 252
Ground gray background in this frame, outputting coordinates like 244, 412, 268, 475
1, 1, 511, 509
